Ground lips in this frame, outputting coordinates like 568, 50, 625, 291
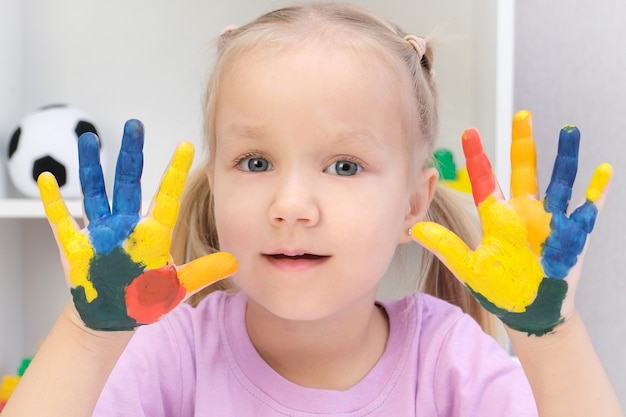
270, 253, 324, 260
263, 252, 329, 271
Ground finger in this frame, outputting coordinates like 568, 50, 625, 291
150, 141, 195, 230
462, 128, 499, 206
544, 125, 580, 214
38, 172, 81, 247
411, 221, 472, 282
78, 132, 111, 222
178, 252, 238, 293
112, 119, 144, 215
570, 162, 612, 233
510, 110, 538, 199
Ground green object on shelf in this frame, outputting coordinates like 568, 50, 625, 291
433, 149, 457, 180
17, 358, 31, 377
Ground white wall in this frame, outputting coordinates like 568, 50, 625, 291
515, 0, 626, 408
1, 0, 501, 198
0, 0, 505, 374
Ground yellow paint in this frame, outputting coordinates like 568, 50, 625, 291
125, 218, 171, 269
510, 110, 538, 198
509, 197, 552, 257
586, 162, 612, 202
412, 195, 544, 312
126, 142, 194, 270
179, 252, 238, 292
38, 173, 97, 302
153, 142, 194, 229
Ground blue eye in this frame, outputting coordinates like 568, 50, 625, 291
326, 160, 362, 176
238, 156, 273, 172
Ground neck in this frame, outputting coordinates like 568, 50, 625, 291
244, 296, 389, 391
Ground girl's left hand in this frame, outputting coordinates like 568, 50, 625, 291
411, 110, 611, 336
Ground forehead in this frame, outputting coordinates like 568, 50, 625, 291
217, 39, 415, 117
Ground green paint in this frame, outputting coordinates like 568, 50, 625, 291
72, 246, 145, 330
468, 277, 568, 336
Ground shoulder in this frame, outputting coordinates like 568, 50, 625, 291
381, 293, 537, 416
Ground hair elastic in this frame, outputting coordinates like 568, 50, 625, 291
404, 35, 426, 61
221, 24, 239, 35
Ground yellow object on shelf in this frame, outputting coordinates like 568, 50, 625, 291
433, 149, 472, 194
440, 167, 472, 194
0, 375, 20, 402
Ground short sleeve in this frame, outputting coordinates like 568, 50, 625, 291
92, 306, 197, 417
432, 314, 538, 416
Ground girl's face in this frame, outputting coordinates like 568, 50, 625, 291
211, 42, 436, 321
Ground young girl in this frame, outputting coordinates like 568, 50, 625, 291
4, 3, 623, 416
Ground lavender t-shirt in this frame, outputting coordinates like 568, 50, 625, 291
94, 291, 538, 416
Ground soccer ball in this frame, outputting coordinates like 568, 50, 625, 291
6, 104, 104, 198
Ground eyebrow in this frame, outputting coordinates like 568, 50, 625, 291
220, 123, 388, 152
332, 129, 388, 152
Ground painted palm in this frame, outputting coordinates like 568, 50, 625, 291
412, 111, 611, 336
38, 119, 237, 331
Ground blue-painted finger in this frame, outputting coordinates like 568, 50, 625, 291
79, 133, 110, 221
541, 214, 587, 279
544, 125, 580, 214
112, 119, 144, 215
570, 201, 598, 234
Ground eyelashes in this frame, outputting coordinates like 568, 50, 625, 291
233, 152, 366, 176
234, 152, 273, 172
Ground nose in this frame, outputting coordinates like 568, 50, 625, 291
269, 173, 320, 228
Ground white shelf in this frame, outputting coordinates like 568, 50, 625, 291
0, 199, 154, 219
0, 198, 83, 219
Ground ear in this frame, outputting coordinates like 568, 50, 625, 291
399, 167, 438, 244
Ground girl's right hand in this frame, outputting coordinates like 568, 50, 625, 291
38, 119, 237, 331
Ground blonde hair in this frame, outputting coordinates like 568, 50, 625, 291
172, 2, 500, 340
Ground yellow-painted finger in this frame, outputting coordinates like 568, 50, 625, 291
411, 221, 472, 282
38, 172, 78, 246
178, 252, 238, 293
37, 172, 97, 302
510, 110, 538, 198
152, 142, 195, 230
586, 162, 612, 203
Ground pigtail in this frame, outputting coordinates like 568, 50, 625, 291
171, 166, 236, 307
420, 185, 504, 343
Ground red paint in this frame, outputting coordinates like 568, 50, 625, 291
125, 265, 186, 324
462, 128, 496, 205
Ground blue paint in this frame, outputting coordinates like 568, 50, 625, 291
571, 200, 598, 233
81, 119, 142, 254
539, 125, 599, 280
544, 126, 579, 214
79, 132, 111, 221
541, 214, 586, 279
112, 119, 144, 215
87, 215, 140, 254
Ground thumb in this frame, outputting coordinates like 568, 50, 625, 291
411, 221, 472, 284
178, 252, 238, 294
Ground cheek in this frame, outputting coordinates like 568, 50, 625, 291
212, 180, 265, 254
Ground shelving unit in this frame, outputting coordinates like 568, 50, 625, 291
0, 199, 83, 219
0, 0, 512, 376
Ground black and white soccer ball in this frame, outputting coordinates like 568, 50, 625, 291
7, 104, 104, 198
